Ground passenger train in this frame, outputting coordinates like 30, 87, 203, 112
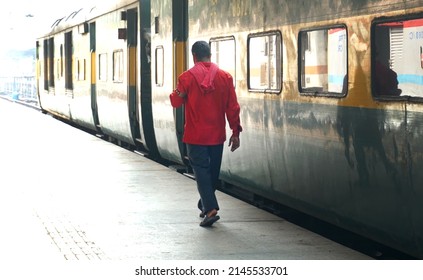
36, 0, 423, 259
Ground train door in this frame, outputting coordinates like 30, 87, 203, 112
173, 0, 188, 164
37, 38, 53, 112
150, 0, 188, 164
89, 22, 102, 134
35, 41, 43, 109
65, 32, 73, 93
48, 37, 55, 92
137, 0, 160, 158
126, 8, 144, 149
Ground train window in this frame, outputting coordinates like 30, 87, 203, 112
155, 16, 160, 34
77, 59, 86, 81
99, 53, 107, 81
373, 18, 423, 99
113, 50, 124, 83
210, 37, 236, 87
155, 46, 164, 86
60, 44, 64, 78
299, 26, 347, 97
56, 60, 61, 80
247, 31, 282, 93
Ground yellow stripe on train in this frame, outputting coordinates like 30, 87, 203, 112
91, 52, 96, 84
129, 46, 137, 87
174, 41, 187, 85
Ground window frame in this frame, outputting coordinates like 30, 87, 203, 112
76, 58, 86, 81
98, 53, 108, 82
298, 24, 348, 98
371, 14, 423, 102
112, 49, 124, 83
210, 36, 237, 88
247, 30, 282, 94
155, 45, 164, 87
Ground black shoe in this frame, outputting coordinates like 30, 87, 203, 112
198, 199, 205, 218
200, 215, 220, 227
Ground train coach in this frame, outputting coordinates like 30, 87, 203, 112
36, 0, 423, 259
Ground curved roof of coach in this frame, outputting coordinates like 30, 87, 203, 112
37, 0, 137, 39
37, 7, 92, 39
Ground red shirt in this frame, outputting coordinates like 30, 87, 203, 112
170, 62, 242, 145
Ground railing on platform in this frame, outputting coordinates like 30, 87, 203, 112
0, 76, 38, 106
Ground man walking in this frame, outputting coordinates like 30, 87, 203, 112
170, 41, 242, 227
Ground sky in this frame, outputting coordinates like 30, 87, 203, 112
0, 0, 95, 76
0, 0, 93, 52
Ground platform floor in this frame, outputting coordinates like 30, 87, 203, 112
0, 98, 371, 261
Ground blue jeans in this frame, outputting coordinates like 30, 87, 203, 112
186, 144, 223, 213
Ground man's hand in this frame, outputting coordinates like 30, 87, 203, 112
229, 136, 240, 152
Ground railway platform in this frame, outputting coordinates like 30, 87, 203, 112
0, 97, 389, 278
0, 97, 372, 260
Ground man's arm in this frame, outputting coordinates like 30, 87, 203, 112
226, 77, 242, 152
170, 75, 188, 108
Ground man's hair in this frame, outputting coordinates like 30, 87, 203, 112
191, 41, 211, 59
